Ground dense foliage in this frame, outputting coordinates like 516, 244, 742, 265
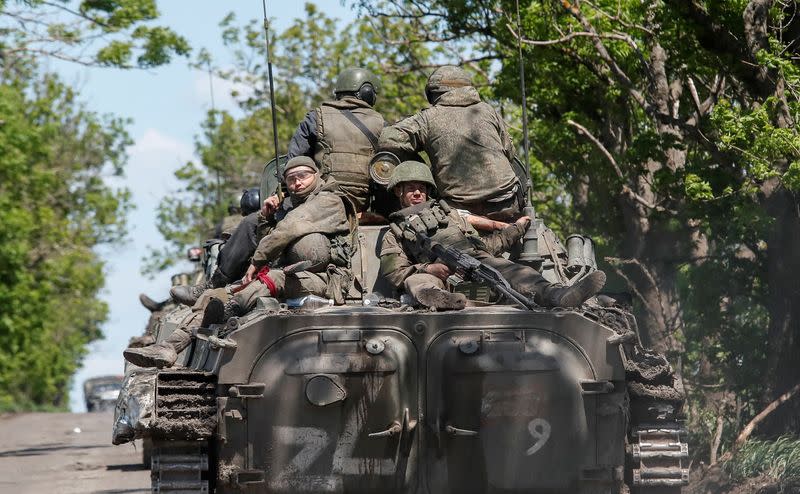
354, 0, 800, 462
0, 0, 186, 410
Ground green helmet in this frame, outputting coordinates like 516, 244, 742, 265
387, 160, 436, 192
425, 65, 472, 103
334, 67, 380, 102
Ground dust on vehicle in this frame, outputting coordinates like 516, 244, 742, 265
114, 156, 688, 493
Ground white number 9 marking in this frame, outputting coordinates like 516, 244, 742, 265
525, 418, 551, 456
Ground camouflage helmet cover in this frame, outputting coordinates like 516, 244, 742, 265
334, 67, 381, 95
425, 65, 472, 97
387, 160, 436, 192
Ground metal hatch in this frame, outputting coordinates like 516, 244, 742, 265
425, 329, 597, 493
242, 328, 418, 493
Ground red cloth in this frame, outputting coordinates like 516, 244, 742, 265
256, 266, 278, 297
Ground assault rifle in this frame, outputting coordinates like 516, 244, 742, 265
411, 229, 538, 310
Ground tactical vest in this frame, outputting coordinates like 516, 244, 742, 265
390, 200, 484, 264
313, 98, 384, 190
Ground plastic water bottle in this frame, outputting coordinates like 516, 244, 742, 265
286, 295, 334, 309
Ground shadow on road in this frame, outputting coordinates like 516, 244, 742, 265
106, 463, 148, 472
0, 443, 100, 457
93, 490, 149, 493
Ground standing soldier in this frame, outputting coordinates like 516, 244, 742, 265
379, 65, 524, 221
288, 66, 384, 211
379, 161, 605, 311
170, 68, 383, 306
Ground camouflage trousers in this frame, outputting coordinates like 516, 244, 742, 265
233, 269, 329, 309
233, 266, 353, 309
405, 250, 560, 306
170, 287, 233, 338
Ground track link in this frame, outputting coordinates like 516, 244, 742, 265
151, 439, 210, 493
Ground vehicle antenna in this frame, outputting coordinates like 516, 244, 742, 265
207, 60, 221, 209
261, 0, 282, 195
515, 0, 532, 204
514, 0, 544, 267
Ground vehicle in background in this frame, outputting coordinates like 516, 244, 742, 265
83, 375, 123, 412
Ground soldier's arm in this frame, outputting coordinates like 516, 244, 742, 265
379, 230, 425, 288
287, 111, 317, 159
251, 194, 347, 268
480, 221, 528, 256
378, 113, 427, 156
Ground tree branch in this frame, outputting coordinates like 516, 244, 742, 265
733, 381, 800, 450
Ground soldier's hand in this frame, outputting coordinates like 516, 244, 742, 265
515, 215, 532, 231
262, 195, 280, 218
425, 263, 452, 281
243, 264, 258, 285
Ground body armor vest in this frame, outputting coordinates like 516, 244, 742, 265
390, 200, 484, 264
313, 99, 384, 190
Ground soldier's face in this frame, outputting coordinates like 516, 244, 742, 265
284, 167, 318, 194
396, 181, 428, 207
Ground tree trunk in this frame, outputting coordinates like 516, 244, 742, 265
761, 181, 800, 434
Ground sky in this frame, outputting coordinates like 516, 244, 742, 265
63, 1, 356, 413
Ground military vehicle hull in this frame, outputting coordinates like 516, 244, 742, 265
139, 304, 686, 494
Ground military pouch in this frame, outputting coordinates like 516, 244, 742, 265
325, 266, 354, 305
329, 235, 354, 268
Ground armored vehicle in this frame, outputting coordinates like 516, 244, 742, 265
83, 375, 123, 412
114, 157, 688, 493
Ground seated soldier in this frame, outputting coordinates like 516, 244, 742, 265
379, 161, 606, 311
123, 156, 355, 368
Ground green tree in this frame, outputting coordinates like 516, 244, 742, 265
1, 0, 190, 69
0, 68, 132, 409
358, 0, 800, 454
0, 1, 189, 409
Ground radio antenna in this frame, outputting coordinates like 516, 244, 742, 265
261, 0, 281, 187
515, 0, 532, 203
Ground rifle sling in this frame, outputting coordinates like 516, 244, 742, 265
338, 109, 379, 151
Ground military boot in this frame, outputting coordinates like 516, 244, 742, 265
170, 269, 230, 306
139, 293, 167, 312
222, 299, 244, 320
550, 271, 606, 308
415, 288, 467, 311
123, 298, 226, 368
123, 329, 190, 368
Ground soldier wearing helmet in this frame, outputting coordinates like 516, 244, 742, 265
287, 67, 385, 211
125, 157, 356, 369
170, 68, 382, 307
379, 161, 606, 311
379, 65, 523, 221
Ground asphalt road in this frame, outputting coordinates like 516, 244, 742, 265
0, 411, 149, 494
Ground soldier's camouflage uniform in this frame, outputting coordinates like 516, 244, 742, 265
288, 96, 384, 211
378, 87, 522, 220
234, 177, 355, 307
380, 200, 564, 306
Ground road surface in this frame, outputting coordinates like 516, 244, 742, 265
0, 411, 149, 493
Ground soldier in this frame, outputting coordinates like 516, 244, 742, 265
170, 68, 383, 306
379, 161, 606, 310
287, 66, 384, 212
124, 156, 355, 368
379, 65, 524, 221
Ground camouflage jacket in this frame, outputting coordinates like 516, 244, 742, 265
251, 178, 353, 269
379, 200, 526, 288
378, 87, 518, 205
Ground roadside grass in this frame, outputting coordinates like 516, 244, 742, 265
724, 436, 800, 484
